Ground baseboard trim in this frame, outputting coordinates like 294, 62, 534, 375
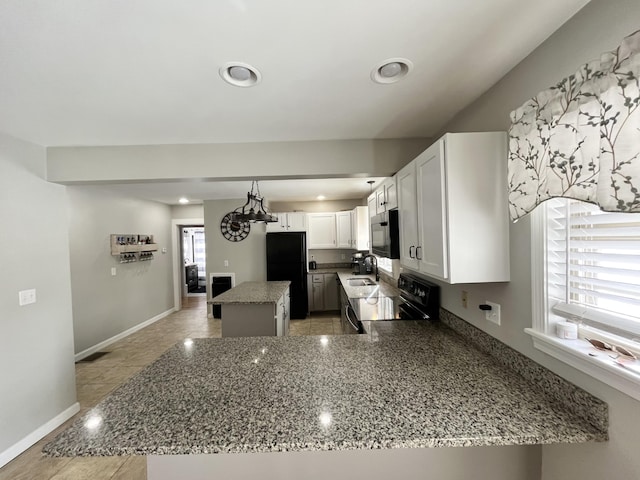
0, 402, 80, 468
74, 307, 176, 362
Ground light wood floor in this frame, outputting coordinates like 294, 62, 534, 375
0, 298, 340, 480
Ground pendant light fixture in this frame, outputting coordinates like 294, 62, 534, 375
229, 181, 278, 223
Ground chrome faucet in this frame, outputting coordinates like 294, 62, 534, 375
363, 254, 379, 282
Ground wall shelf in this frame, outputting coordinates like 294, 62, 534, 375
111, 234, 158, 262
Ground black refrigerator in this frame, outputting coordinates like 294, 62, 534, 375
266, 232, 308, 319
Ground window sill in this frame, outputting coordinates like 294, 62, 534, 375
525, 328, 640, 402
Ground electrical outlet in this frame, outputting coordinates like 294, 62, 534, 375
461, 290, 468, 309
485, 301, 501, 325
18, 289, 37, 306
224, 260, 229, 267
111, 267, 117, 276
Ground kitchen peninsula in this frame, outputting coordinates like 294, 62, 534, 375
210, 280, 290, 337
43, 321, 607, 480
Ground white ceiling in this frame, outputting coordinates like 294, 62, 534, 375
0, 0, 590, 203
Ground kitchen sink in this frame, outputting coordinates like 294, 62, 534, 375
347, 278, 376, 286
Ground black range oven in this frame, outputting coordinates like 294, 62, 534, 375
344, 273, 440, 334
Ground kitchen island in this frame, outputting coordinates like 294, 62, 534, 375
43, 320, 607, 480
210, 280, 290, 337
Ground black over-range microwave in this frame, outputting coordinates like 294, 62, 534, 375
370, 209, 400, 259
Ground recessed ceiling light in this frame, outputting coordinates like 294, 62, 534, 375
179, 197, 189, 204
371, 58, 413, 84
316, 195, 326, 201
219, 62, 262, 87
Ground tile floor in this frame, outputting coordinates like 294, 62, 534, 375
0, 298, 341, 480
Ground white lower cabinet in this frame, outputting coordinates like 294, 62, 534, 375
397, 132, 510, 284
276, 288, 290, 336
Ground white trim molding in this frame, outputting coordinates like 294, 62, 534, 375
171, 218, 205, 311
526, 328, 640, 402
0, 402, 80, 468
74, 307, 175, 362
528, 204, 640, 402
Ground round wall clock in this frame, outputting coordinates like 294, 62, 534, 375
220, 213, 251, 242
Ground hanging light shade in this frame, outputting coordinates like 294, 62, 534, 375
230, 181, 278, 223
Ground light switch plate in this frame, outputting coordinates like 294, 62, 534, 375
19, 289, 37, 306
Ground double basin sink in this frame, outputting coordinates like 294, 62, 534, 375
347, 277, 377, 287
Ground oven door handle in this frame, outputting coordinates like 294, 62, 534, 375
345, 305, 360, 332
398, 300, 431, 320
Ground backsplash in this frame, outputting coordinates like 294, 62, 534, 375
439, 309, 608, 435
308, 249, 363, 264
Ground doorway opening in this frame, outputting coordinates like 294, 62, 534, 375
182, 226, 206, 296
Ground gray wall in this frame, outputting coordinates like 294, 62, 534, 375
0, 133, 76, 458
437, 1, 640, 478
171, 204, 204, 219
46, 139, 431, 184
67, 186, 174, 354
270, 199, 363, 213
204, 199, 268, 295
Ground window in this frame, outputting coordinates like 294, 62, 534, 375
527, 198, 640, 400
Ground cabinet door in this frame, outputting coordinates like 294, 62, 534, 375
311, 281, 324, 311
384, 178, 397, 210
307, 213, 337, 248
396, 162, 420, 271
266, 213, 286, 232
416, 140, 448, 279
323, 274, 339, 310
276, 296, 285, 336
336, 211, 352, 248
287, 212, 307, 231
376, 188, 386, 214
367, 194, 377, 218
351, 206, 370, 251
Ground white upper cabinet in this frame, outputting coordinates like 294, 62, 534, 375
307, 213, 337, 248
396, 162, 419, 271
350, 206, 369, 250
266, 212, 307, 233
286, 212, 307, 231
399, 132, 510, 284
367, 194, 377, 218
375, 178, 397, 214
336, 211, 352, 248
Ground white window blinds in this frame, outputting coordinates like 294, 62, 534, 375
546, 198, 640, 337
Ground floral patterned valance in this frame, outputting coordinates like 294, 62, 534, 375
508, 30, 640, 221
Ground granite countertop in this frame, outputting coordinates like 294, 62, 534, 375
43, 321, 606, 457
210, 281, 290, 305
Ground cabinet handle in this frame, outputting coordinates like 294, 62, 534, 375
416, 246, 423, 260
409, 246, 415, 258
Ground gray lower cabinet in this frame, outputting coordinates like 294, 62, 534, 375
308, 273, 339, 312
221, 287, 290, 337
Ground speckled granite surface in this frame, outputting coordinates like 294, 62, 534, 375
439, 309, 608, 433
43, 321, 606, 457
210, 281, 290, 304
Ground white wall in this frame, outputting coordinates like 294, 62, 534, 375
67, 186, 174, 354
0, 132, 77, 464
437, 1, 640, 478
